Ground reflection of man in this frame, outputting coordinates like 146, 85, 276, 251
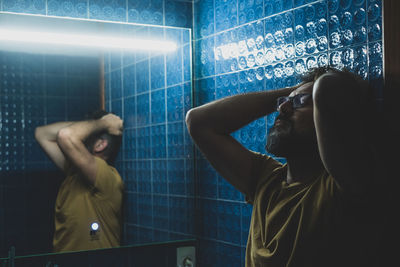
186, 67, 381, 266
35, 110, 124, 252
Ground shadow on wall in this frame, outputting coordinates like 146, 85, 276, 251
0, 170, 63, 257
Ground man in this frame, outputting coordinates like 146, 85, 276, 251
34, 110, 124, 253
186, 67, 384, 266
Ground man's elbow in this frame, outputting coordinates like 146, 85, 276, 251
313, 71, 362, 110
34, 127, 42, 141
185, 108, 203, 137
56, 127, 74, 147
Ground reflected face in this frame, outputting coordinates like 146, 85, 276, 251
266, 82, 318, 157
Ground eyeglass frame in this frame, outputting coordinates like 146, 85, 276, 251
276, 93, 313, 110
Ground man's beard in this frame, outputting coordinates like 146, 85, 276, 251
266, 118, 318, 158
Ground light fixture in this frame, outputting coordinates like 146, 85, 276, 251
0, 28, 177, 52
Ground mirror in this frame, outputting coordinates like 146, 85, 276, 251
0, 12, 193, 257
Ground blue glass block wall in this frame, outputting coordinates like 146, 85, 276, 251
104, 25, 194, 245
0, 51, 101, 257
0, 0, 192, 28
193, 0, 383, 266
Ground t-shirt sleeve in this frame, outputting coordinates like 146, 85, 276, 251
246, 151, 284, 204
93, 157, 124, 198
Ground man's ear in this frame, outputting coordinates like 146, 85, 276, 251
93, 138, 108, 153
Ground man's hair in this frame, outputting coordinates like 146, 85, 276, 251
300, 66, 375, 109
300, 66, 366, 85
84, 110, 122, 165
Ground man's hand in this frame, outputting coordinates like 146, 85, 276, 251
101, 114, 123, 136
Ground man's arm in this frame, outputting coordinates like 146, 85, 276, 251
35, 121, 73, 171
56, 114, 123, 185
186, 87, 295, 197
313, 71, 373, 194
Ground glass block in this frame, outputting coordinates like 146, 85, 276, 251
111, 69, 122, 100
329, 50, 343, 69
153, 195, 169, 230
3, 0, 46, 15
166, 47, 183, 86
165, 0, 192, 28
185, 159, 195, 196
294, 0, 305, 7
195, 77, 216, 106
135, 60, 150, 94
136, 226, 154, 243
199, 199, 218, 239
168, 159, 185, 195
169, 196, 193, 233
136, 93, 150, 126
265, 11, 295, 65
241, 203, 252, 245
216, 74, 231, 99
194, 0, 215, 38
89, 0, 126, 22
123, 128, 136, 160
197, 158, 218, 198
295, 2, 328, 56
152, 160, 167, 194
137, 190, 154, 224
167, 85, 184, 122
183, 81, 192, 113
369, 6, 384, 42
368, 41, 383, 82
218, 175, 242, 201
125, 193, 138, 226
183, 45, 191, 82
150, 55, 165, 90
136, 126, 151, 158
167, 122, 184, 158
216, 0, 238, 32
151, 90, 166, 124
137, 160, 152, 193
151, 124, 167, 158
217, 201, 241, 244
195, 37, 215, 78
46, 97, 66, 118
215, 29, 240, 74
48, 0, 88, 18
184, 124, 194, 159
123, 65, 136, 97
110, 99, 122, 118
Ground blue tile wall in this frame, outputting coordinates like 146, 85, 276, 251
193, 0, 383, 266
0, 51, 101, 256
0, 0, 192, 27
104, 25, 193, 245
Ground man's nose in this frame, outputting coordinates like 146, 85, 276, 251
277, 99, 293, 114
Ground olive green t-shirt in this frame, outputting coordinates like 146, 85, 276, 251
246, 152, 376, 267
53, 157, 124, 252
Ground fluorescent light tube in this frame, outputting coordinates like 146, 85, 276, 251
0, 28, 177, 52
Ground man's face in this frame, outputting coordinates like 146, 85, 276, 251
266, 82, 318, 157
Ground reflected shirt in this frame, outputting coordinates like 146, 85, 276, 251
53, 157, 124, 252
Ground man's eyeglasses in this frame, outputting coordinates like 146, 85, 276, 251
276, 93, 312, 110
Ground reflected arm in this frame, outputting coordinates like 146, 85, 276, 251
35, 121, 73, 171
56, 114, 123, 185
